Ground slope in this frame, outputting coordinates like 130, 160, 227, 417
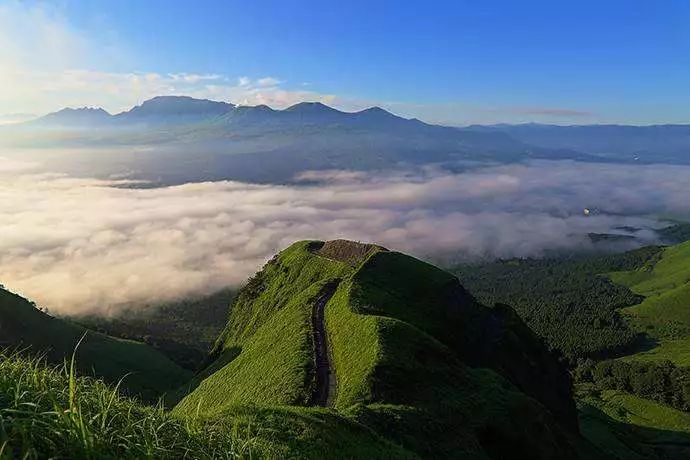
0, 351, 414, 459
608, 239, 690, 365
0, 286, 191, 401
174, 240, 584, 458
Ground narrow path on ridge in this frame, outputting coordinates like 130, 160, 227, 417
310, 281, 340, 407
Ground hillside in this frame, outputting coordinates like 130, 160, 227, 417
452, 241, 690, 458
452, 246, 663, 360
0, 351, 411, 459
75, 289, 234, 371
0, 286, 191, 401
608, 239, 690, 365
174, 240, 584, 458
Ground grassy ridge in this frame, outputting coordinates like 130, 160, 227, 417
0, 288, 191, 401
325, 281, 379, 407
175, 241, 351, 415
178, 240, 583, 458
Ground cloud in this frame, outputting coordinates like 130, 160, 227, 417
0, 160, 689, 316
0, 2, 337, 116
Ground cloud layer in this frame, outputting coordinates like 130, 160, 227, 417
1, 160, 689, 316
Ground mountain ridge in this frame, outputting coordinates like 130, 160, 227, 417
173, 239, 582, 458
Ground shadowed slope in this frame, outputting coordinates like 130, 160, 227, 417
0, 287, 191, 400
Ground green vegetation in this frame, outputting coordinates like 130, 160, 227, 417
452, 246, 662, 360
175, 242, 352, 415
0, 351, 410, 459
76, 289, 234, 370
451, 238, 690, 459
576, 359, 690, 412
657, 222, 690, 244
0, 287, 191, 401
14, 235, 690, 458
176, 240, 582, 458
578, 387, 690, 459
606, 240, 690, 366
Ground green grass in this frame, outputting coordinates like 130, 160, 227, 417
608, 240, 690, 365
0, 351, 261, 459
175, 241, 352, 414
325, 281, 380, 408
578, 385, 690, 459
620, 339, 690, 366
0, 350, 412, 459
0, 288, 191, 401
177, 240, 583, 458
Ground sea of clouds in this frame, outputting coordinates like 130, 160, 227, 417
1, 158, 689, 316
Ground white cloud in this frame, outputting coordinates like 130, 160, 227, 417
0, 2, 338, 116
0, 160, 688, 316
256, 77, 282, 87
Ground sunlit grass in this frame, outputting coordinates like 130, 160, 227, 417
0, 349, 263, 459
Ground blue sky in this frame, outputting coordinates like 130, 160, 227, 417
1, 0, 689, 124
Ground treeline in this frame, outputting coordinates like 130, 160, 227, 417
576, 359, 690, 412
76, 289, 234, 370
452, 246, 663, 362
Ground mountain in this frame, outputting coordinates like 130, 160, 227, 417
15, 95, 690, 185
115, 95, 235, 123
0, 285, 191, 400
34, 107, 112, 127
173, 240, 584, 458
471, 123, 690, 163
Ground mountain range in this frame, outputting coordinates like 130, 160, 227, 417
3, 95, 688, 185
21, 96, 690, 162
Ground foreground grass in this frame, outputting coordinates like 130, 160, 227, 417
0, 351, 263, 459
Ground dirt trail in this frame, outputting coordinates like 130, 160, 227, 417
310, 281, 339, 407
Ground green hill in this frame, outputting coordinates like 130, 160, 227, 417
0, 286, 191, 401
174, 240, 584, 458
608, 239, 690, 365
450, 241, 690, 458
0, 351, 411, 459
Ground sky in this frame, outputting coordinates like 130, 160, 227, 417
1, 0, 689, 125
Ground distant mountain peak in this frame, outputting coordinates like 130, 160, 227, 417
284, 101, 342, 114
121, 96, 235, 118
359, 106, 389, 114
52, 107, 110, 115
355, 106, 399, 118
235, 104, 275, 112
36, 106, 112, 126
